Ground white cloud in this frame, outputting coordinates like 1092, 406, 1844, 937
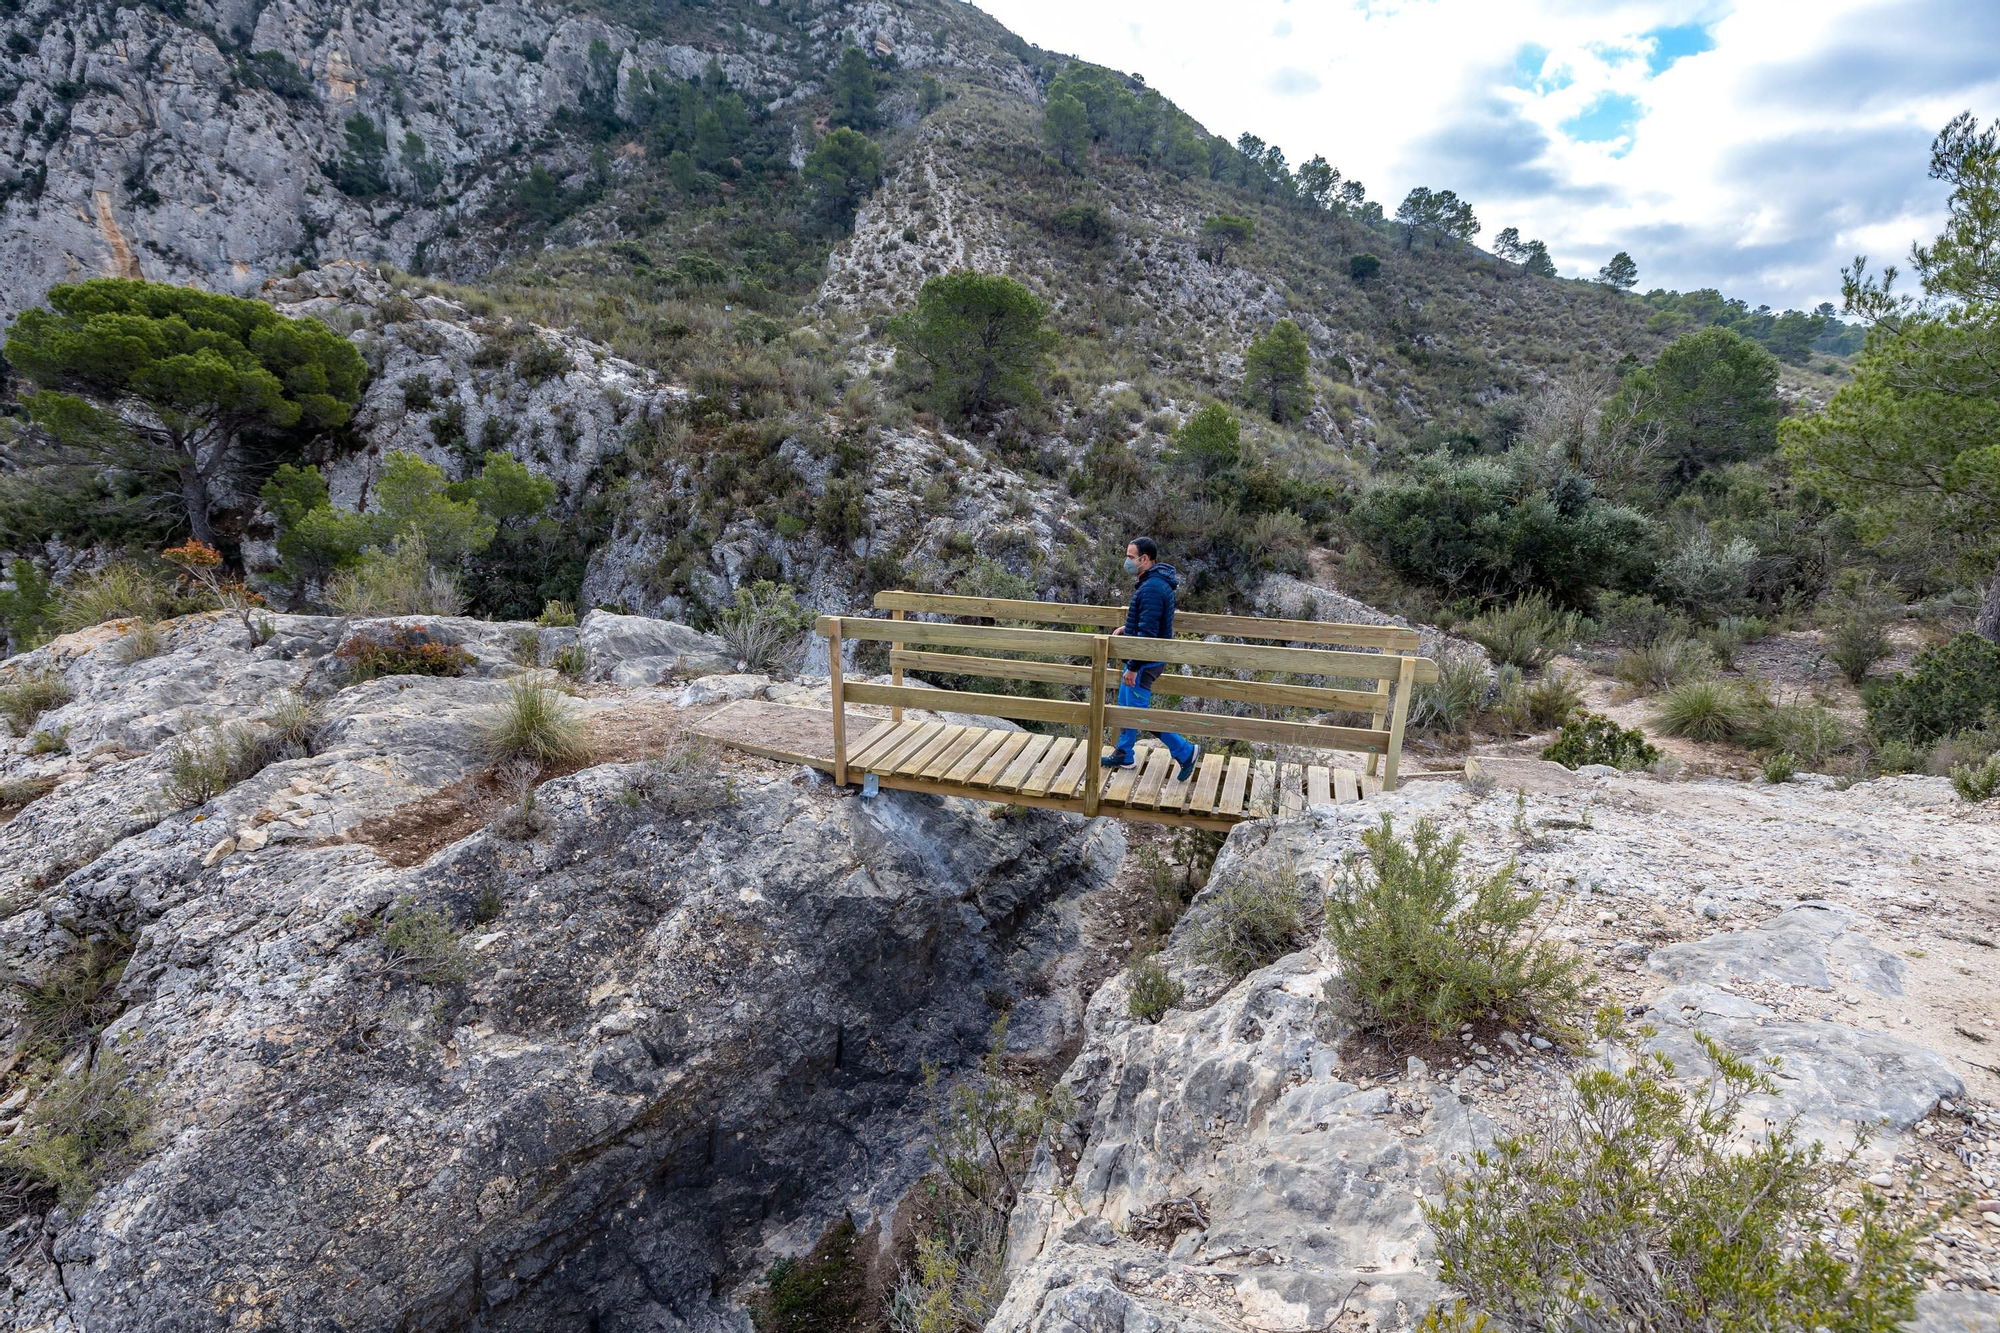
970, 0, 1997, 309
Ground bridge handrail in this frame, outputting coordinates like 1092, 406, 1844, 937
871, 590, 1421, 652
816, 604, 1431, 801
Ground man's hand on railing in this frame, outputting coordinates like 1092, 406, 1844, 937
1110, 626, 1124, 635
1122, 668, 1137, 687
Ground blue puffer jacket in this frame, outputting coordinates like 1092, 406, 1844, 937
1122, 562, 1178, 682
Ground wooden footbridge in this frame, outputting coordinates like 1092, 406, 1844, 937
696, 591, 1437, 831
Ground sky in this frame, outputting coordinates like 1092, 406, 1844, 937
969, 0, 2000, 311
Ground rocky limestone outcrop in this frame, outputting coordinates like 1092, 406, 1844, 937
992, 774, 2000, 1332
0, 610, 1122, 1330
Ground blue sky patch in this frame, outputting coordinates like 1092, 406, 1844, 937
1561, 91, 1642, 150
1510, 43, 1571, 93
1645, 22, 1716, 74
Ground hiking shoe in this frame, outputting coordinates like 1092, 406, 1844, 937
1175, 745, 1202, 783
1100, 754, 1136, 769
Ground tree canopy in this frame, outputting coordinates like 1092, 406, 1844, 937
1597, 251, 1639, 290
803, 127, 883, 226
5, 278, 366, 545
1395, 188, 1479, 251
1786, 113, 2000, 639
1622, 326, 1781, 485
1202, 214, 1254, 264
828, 47, 878, 131
889, 272, 1056, 421
1242, 320, 1311, 423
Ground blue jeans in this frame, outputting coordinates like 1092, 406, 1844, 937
1112, 679, 1195, 767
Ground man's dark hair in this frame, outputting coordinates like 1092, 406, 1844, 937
1131, 536, 1158, 561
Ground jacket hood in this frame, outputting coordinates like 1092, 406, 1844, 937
1141, 562, 1179, 590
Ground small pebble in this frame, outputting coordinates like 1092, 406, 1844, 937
1868, 1172, 1896, 1188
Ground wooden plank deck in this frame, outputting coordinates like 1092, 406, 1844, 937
693, 701, 1380, 830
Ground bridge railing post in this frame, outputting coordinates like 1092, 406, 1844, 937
1084, 634, 1108, 817
829, 617, 847, 787
889, 608, 905, 726
1382, 654, 1415, 793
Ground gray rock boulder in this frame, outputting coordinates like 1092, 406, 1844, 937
1647, 901, 1908, 996
578, 610, 731, 680
0, 613, 1125, 1331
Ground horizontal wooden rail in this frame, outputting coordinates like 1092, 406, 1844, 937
817, 616, 1093, 657
890, 649, 1092, 688
1113, 634, 1439, 684
873, 590, 1420, 652
1102, 705, 1393, 754
842, 682, 1091, 727
890, 650, 1392, 716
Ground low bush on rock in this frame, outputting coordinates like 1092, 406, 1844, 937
894, 1020, 1073, 1333
114, 617, 164, 665
377, 897, 471, 986
760, 1215, 872, 1333
1190, 862, 1309, 981
0, 667, 71, 734
1324, 816, 1588, 1040
1424, 1013, 1934, 1333
1762, 751, 1798, 784
480, 674, 590, 767
1654, 678, 1757, 743
1953, 753, 2000, 802
717, 579, 813, 674
163, 721, 280, 808
263, 689, 328, 756
1746, 701, 1851, 771
53, 561, 205, 633
618, 733, 731, 814
1541, 713, 1660, 770
336, 625, 475, 681
1462, 592, 1583, 671
1867, 633, 2000, 746
6, 936, 132, 1062
1126, 953, 1184, 1023
1525, 670, 1584, 730
1613, 635, 1711, 691
0, 1047, 154, 1213
0, 776, 58, 811
1410, 654, 1490, 739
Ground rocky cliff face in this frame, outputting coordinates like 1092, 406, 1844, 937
0, 611, 1121, 1330
992, 765, 2000, 1331
0, 0, 1021, 319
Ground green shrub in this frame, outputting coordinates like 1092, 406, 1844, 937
1594, 591, 1688, 647
1613, 636, 1710, 691
1541, 713, 1660, 770
1425, 1015, 1932, 1333
1720, 614, 1770, 642
1867, 633, 2000, 745
263, 689, 327, 756
1189, 862, 1308, 981
1462, 592, 1582, 671
480, 674, 590, 767
0, 776, 58, 810
1324, 816, 1589, 1040
1126, 953, 1185, 1023
335, 625, 475, 681
53, 561, 198, 632
1409, 654, 1489, 738
551, 641, 590, 681
0, 668, 72, 734
28, 727, 67, 755
1762, 751, 1797, 784
1952, 753, 2000, 802
163, 721, 278, 808
761, 1215, 869, 1333
327, 538, 465, 617
888, 272, 1056, 421
377, 897, 470, 985
113, 618, 163, 665
716, 580, 813, 674
1653, 679, 1756, 743
1875, 738, 1925, 775
1926, 727, 1999, 776
0, 1048, 153, 1212
536, 599, 577, 627
1819, 569, 1900, 685
1525, 670, 1584, 729
1748, 702, 1851, 769
6, 936, 131, 1061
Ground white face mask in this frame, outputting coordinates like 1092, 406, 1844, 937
1124, 557, 1140, 575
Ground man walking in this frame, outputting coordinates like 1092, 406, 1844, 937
1103, 537, 1202, 782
